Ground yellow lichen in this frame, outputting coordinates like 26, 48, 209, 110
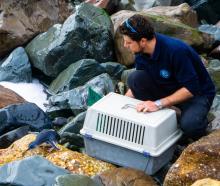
0, 134, 115, 176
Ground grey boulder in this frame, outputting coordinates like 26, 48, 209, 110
0, 155, 70, 186
0, 47, 32, 83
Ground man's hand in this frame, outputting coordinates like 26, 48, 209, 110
136, 101, 159, 112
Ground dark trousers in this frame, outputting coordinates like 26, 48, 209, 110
127, 70, 213, 139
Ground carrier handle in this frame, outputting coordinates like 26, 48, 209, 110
121, 104, 136, 110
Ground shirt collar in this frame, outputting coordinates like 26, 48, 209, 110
151, 33, 160, 61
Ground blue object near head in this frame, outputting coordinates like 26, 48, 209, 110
125, 19, 138, 33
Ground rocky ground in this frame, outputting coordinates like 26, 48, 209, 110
0, 0, 219, 185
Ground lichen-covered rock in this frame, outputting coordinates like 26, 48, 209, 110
0, 134, 115, 176
191, 178, 220, 186
94, 167, 158, 186
0, 85, 26, 109
142, 3, 198, 28
164, 129, 220, 186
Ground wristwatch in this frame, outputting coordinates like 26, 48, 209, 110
154, 99, 163, 109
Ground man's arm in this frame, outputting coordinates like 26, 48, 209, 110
136, 87, 193, 112
125, 89, 134, 98
161, 87, 193, 107
138, 48, 201, 112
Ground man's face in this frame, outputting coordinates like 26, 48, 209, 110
123, 35, 143, 54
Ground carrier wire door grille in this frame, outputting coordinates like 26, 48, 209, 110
96, 113, 145, 145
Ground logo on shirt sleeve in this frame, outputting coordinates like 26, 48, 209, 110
160, 69, 170, 79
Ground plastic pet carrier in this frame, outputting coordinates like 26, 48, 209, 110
80, 92, 182, 175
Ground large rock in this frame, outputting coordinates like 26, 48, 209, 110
0, 134, 116, 176
0, 47, 32, 83
164, 129, 220, 186
59, 132, 84, 151
194, 1, 220, 25
0, 85, 26, 109
49, 59, 106, 94
0, 102, 52, 135
0, 0, 71, 57
199, 24, 220, 41
207, 60, 220, 132
0, 156, 70, 186
207, 59, 220, 94
59, 112, 86, 150
59, 111, 86, 135
142, 3, 198, 28
26, 3, 115, 77
0, 125, 30, 148
94, 167, 158, 186
209, 95, 220, 131
121, 68, 136, 84
191, 178, 220, 186
100, 62, 126, 80
47, 73, 115, 116
133, 0, 185, 10
49, 59, 125, 95
111, 9, 214, 66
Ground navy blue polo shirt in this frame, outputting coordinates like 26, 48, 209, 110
135, 33, 216, 101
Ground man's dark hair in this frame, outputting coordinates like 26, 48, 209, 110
119, 14, 155, 41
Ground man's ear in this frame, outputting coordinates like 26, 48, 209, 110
140, 38, 148, 46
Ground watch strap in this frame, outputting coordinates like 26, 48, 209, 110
154, 99, 163, 109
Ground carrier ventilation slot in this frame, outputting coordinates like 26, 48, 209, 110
96, 113, 145, 145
